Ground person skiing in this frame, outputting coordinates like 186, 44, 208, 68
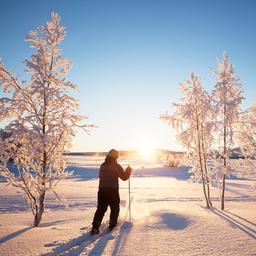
90, 149, 132, 235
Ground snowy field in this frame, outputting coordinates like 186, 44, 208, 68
0, 156, 255, 256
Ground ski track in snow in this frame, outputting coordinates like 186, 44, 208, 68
0, 165, 256, 255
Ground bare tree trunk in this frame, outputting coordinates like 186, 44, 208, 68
33, 191, 45, 227
195, 106, 209, 208
206, 181, 212, 207
34, 78, 48, 227
204, 159, 212, 207
201, 126, 212, 207
200, 169, 209, 208
221, 174, 226, 210
221, 135, 227, 210
34, 151, 47, 226
221, 104, 227, 210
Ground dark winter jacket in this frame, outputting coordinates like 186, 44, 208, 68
99, 157, 131, 189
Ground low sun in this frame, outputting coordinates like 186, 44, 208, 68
138, 142, 156, 160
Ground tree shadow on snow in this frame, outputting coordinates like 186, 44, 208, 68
212, 209, 256, 240
39, 219, 68, 227
159, 213, 191, 230
226, 211, 256, 227
149, 212, 191, 230
0, 227, 31, 244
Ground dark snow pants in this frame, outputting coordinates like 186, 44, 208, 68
92, 188, 120, 228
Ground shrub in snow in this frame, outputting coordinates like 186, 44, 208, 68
166, 156, 180, 168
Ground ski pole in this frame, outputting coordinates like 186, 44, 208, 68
128, 175, 131, 222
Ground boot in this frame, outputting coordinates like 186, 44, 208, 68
90, 227, 100, 235
108, 223, 117, 231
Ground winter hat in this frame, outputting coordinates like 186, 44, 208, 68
107, 149, 119, 159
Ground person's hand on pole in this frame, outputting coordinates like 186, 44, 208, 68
126, 165, 132, 175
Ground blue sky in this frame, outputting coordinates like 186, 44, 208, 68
1, 0, 256, 152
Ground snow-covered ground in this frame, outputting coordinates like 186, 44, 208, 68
0, 156, 255, 255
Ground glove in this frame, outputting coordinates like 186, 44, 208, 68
126, 166, 132, 173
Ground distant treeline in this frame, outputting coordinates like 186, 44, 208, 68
63, 149, 182, 158
63, 148, 255, 159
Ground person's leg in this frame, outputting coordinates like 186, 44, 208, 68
109, 189, 120, 229
92, 189, 108, 230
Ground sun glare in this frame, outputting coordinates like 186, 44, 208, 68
138, 142, 156, 160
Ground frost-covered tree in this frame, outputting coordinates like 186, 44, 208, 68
212, 52, 244, 210
237, 104, 256, 158
234, 103, 256, 178
0, 12, 93, 226
161, 73, 213, 207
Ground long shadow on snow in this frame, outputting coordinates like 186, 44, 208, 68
87, 222, 133, 256
160, 213, 191, 230
226, 211, 256, 227
0, 219, 76, 246
149, 212, 191, 230
111, 222, 133, 256
0, 227, 31, 244
42, 223, 110, 256
211, 209, 256, 240
86, 232, 115, 255
42, 222, 133, 256
42, 228, 93, 256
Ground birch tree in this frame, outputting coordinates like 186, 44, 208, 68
0, 12, 93, 226
212, 52, 244, 210
161, 73, 213, 207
